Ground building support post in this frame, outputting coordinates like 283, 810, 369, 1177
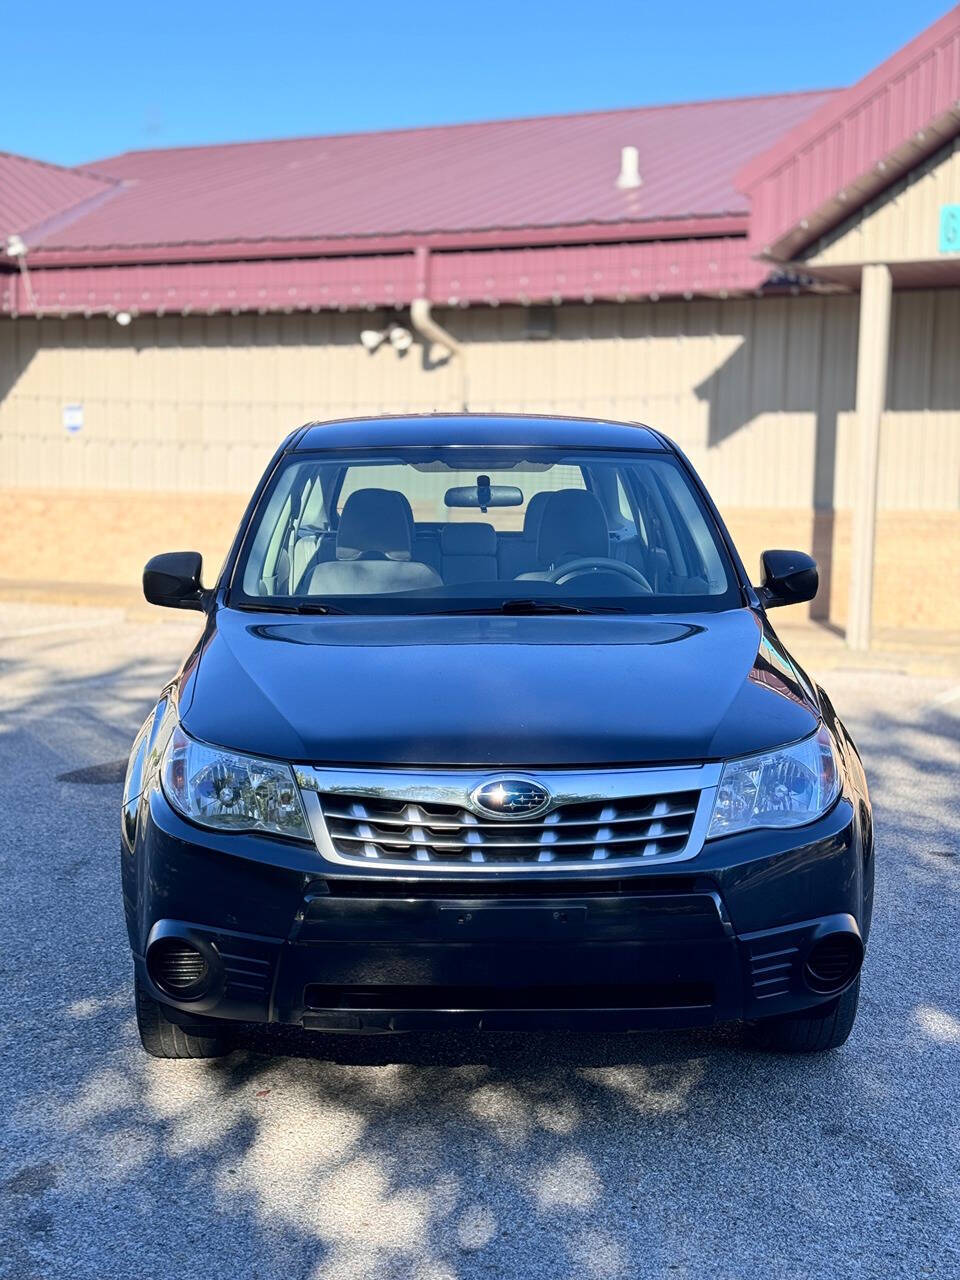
846, 263, 892, 652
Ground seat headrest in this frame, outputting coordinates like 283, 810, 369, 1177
537, 489, 609, 567
522, 491, 551, 539
440, 522, 497, 555
336, 488, 413, 561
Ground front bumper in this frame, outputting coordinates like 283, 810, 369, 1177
125, 788, 872, 1033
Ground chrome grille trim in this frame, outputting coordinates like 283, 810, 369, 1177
317, 805, 699, 830
296, 764, 721, 872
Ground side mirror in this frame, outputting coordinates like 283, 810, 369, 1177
143, 551, 206, 611
757, 549, 818, 609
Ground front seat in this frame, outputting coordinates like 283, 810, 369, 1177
497, 490, 552, 579
305, 488, 442, 595
517, 489, 610, 579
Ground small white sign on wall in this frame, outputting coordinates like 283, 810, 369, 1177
62, 403, 84, 434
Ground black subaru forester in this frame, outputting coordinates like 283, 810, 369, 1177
122, 415, 873, 1058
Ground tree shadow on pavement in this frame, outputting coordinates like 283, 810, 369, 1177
1, 628, 958, 1280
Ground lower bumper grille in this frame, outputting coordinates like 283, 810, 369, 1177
303, 982, 714, 1011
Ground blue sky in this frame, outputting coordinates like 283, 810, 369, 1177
3, 1, 951, 166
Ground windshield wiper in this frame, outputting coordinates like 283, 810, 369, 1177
234, 598, 625, 617
232, 600, 350, 615
292, 602, 351, 614
437, 598, 626, 616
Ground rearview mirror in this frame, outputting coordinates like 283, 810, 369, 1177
445, 481, 523, 512
757, 549, 818, 609
143, 551, 206, 611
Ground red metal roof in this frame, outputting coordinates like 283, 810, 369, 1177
20, 92, 834, 257
1, 89, 846, 317
8, 16, 957, 318
738, 6, 960, 261
1, 236, 768, 317
0, 152, 118, 243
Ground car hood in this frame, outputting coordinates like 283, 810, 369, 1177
181, 607, 820, 767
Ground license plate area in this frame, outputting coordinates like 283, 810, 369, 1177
437, 904, 587, 939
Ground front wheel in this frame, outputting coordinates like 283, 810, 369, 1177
746, 977, 860, 1054
135, 975, 230, 1059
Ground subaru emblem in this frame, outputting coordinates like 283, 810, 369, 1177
471, 777, 551, 820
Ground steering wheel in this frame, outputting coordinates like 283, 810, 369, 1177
546, 557, 653, 592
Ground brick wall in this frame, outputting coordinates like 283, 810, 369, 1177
0, 490, 248, 593
1, 488, 956, 631
724, 508, 960, 630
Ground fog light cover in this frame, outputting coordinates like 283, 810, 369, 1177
148, 938, 209, 995
162, 726, 311, 840
804, 932, 863, 993
707, 725, 839, 839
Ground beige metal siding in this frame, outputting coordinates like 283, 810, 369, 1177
2, 294, 958, 515
806, 138, 960, 267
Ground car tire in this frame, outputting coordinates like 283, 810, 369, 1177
135, 976, 230, 1059
747, 976, 860, 1054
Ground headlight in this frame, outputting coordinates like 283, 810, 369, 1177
707, 725, 839, 839
161, 726, 312, 841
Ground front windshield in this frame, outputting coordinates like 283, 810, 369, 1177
233, 447, 741, 614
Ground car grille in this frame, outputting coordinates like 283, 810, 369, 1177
315, 789, 702, 868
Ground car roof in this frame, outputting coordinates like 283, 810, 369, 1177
293, 413, 667, 452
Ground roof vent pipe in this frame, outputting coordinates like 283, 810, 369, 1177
616, 145, 642, 190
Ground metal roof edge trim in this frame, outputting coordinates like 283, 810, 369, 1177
764, 112, 960, 263
22, 215, 750, 268
736, 5, 960, 194
0, 237, 772, 317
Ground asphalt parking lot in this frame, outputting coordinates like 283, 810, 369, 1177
0, 603, 958, 1280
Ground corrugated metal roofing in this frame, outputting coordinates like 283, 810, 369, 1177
22, 91, 835, 253
1, 235, 767, 316
738, 6, 960, 260
0, 151, 118, 242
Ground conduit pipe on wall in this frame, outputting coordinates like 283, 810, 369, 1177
5, 237, 132, 322
410, 245, 468, 409
410, 298, 468, 410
